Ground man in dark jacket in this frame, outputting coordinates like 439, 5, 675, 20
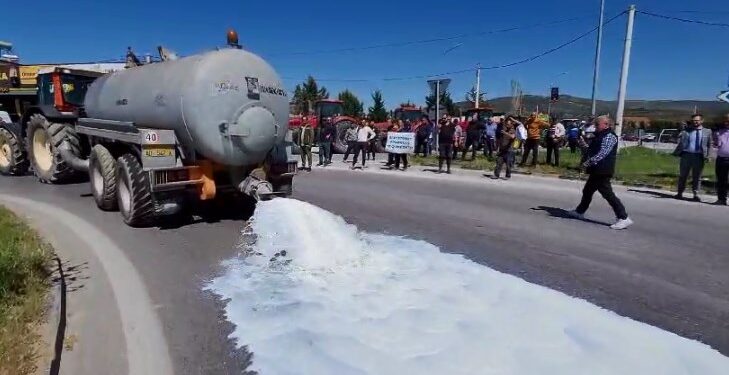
317, 119, 335, 166
438, 118, 456, 173
415, 118, 432, 157
569, 116, 633, 230
462, 116, 483, 161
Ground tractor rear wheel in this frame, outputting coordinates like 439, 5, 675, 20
116, 153, 155, 227
89, 144, 118, 211
26, 114, 80, 183
0, 128, 28, 175
333, 120, 356, 153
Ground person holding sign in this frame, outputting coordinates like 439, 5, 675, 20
384, 120, 415, 171
351, 120, 376, 169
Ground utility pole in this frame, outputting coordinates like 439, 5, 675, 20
428, 78, 451, 151
475, 63, 481, 109
615, 5, 636, 139
436, 79, 440, 146
590, 0, 606, 116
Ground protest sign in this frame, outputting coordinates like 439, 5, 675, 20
385, 132, 415, 154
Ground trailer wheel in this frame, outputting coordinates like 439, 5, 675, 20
116, 154, 155, 227
0, 128, 29, 175
26, 114, 80, 183
89, 145, 118, 211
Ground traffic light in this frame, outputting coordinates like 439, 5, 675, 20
550, 87, 559, 102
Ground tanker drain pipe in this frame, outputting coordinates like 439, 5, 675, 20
238, 168, 276, 201
58, 140, 89, 172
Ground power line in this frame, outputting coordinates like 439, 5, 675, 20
479, 11, 625, 71
282, 12, 624, 83
638, 10, 729, 27
267, 15, 595, 57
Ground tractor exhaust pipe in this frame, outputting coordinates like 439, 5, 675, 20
58, 140, 89, 172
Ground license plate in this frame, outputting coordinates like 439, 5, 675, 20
143, 147, 174, 157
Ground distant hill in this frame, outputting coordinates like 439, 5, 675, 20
458, 95, 727, 123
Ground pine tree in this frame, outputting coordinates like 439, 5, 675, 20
337, 89, 364, 117
291, 76, 329, 114
464, 86, 485, 105
425, 90, 458, 115
368, 90, 388, 122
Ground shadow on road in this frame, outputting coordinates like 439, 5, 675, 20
531, 206, 611, 227
157, 198, 257, 230
628, 188, 676, 199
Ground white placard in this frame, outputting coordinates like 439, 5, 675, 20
385, 132, 415, 154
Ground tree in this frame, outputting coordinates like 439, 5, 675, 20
464, 86, 485, 105
291, 76, 329, 114
368, 90, 388, 122
426, 90, 458, 116
337, 89, 363, 117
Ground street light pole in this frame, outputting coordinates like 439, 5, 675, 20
590, 0, 606, 116
615, 5, 636, 140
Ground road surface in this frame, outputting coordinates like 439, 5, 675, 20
0, 163, 727, 373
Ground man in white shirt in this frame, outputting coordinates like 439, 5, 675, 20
352, 120, 375, 169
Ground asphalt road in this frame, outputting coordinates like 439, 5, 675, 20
1, 164, 727, 373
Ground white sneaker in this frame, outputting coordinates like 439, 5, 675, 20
567, 210, 585, 220
610, 217, 634, 230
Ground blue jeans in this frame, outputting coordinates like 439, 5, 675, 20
319, 142, 332, 164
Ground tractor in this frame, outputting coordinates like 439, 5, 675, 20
288, 99, 358, 153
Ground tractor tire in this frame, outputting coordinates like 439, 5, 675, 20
0, 128, 29, 175
89, 144, 118, 211
26, 114, 80, 183
116, 153, 155, 227
332, 120, 356, 154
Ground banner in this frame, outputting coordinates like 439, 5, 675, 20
385, 132, 415, 154
20, 65, 50, 87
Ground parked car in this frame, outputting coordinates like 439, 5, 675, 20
622, 133, 639, 141
641, 133, 657, 142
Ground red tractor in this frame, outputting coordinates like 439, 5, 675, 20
288, 99, 358, 153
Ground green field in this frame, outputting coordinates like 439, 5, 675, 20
0, 206, 51, 375
412, 146, 717, 192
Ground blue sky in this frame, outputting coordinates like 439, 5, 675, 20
4, 0, 728, 108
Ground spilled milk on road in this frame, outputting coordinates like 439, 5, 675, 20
205, 199, 729, 375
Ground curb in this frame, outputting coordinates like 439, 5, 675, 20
45, 256, 66, 375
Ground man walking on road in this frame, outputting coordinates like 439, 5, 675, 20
352, 121, 375, 169
713, 113, 729, 205
299, 119, 314, 171
438, 117, 456, 173
318, 119, 335, 166
569, 116, 633, 230
673, 114, 712, 202
520, 114, 548, 166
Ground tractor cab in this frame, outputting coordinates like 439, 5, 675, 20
314, 99, 345, 125
393, 105, 425, 124
36, 67, 102, 115
462, 107, 494, 123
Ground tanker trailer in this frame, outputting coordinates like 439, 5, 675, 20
28, 32, 295, 226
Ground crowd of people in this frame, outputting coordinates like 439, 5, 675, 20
296, 111, 729, 211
